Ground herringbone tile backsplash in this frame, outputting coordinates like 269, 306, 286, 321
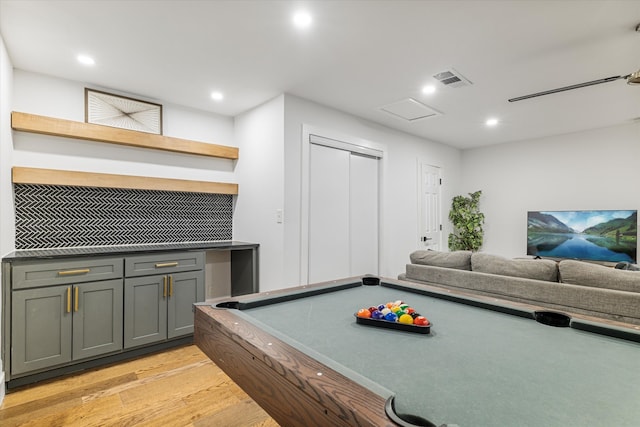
14, 184, 233, 249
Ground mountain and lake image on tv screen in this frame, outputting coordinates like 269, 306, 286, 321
527, 210, 637, 263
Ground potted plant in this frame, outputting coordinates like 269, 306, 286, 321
448, 190, 484, 251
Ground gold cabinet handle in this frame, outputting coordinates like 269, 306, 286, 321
169, 275, 173, 297
74, 286, 79, 312
66, 287, 72, 313
58, 268, 90, 276
155, 262, 178, 268
163, 276, 168, 298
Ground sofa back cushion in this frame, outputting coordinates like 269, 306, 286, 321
409, 250, 472, 270
471, 253, 558, 282
559, 260, 640, 293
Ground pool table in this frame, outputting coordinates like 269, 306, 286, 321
194, 276, 640, 427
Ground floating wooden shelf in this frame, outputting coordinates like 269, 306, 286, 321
11, 111, 239, 160
12, 167, 238, 195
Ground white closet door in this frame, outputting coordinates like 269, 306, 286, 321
349, 153, 378, 276
308, 140, 380, 284
308, 144, 350, 283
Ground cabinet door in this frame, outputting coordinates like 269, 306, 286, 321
124, 276, 167, 348
12, 286, 72, 375
167, 270, 204, 339
73, 279, 123, 360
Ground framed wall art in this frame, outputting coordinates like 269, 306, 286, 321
85, 88, 163, 134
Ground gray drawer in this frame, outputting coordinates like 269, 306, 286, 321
125, 251, 204, 277
12, 257, 123, 289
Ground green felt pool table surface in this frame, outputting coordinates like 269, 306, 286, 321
195, 277, 640, 427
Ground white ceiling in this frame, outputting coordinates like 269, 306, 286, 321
1, 0, 639, 149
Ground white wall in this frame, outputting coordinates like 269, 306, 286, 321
233, 95, 285, 292
12, 71, 236, 184
461, 122, 640, 258
2, 70, 236, 400
0, 31, 14, 404
232, 94, 462, 291
282, 95, 462, 287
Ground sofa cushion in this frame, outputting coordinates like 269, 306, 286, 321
409, 250, 472, 270
403, 263, 640, 325
471, 253, 558, 282
559, 260, 640, 293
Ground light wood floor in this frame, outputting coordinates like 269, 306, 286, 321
0, 345, 280, 427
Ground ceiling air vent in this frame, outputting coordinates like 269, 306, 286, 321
379, 98, 442, 122
433, 68, 472, 88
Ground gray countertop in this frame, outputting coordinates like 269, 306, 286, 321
2, 241, 259, 261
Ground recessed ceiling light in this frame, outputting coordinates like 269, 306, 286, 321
77, 54, 95, 66
486, 118, 499, 127
211, 91, 224, 101
293, 11, 312, 29
421, 85, 436, 95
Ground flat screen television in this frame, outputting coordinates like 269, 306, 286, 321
527, 210, 637, 263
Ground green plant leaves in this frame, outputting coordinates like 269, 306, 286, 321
448, 190, 484, 251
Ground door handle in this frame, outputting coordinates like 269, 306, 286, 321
66, 287, 72, 313
58, 268, 90, 276
74, 286, 79, 312
421, 236, 432, 242
155, 262, 179, 268
163, 276, 168, 298
168, 275, 173, 297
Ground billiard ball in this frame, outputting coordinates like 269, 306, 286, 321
381, 308, 392, 316
398, 314, 414, 324
414, 316, 430, 326
357, 308, 371, 318
384, 312, 398, 322
371, 310, 384, 320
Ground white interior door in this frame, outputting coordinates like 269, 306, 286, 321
307, 137, 380, 284
419, 162, 442, 250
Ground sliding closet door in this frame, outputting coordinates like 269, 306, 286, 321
349, 153, 378, 276
308, 141, 379, 284
308, 144, 351, 283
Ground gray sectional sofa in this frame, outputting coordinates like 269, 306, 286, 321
398, 250, 640, 326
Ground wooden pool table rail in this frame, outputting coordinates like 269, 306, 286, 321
195, 304, 396, 427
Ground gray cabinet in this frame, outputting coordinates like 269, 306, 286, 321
2, 244, 256, 387
124, 252, 204, 349
9, 257, 123, 376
